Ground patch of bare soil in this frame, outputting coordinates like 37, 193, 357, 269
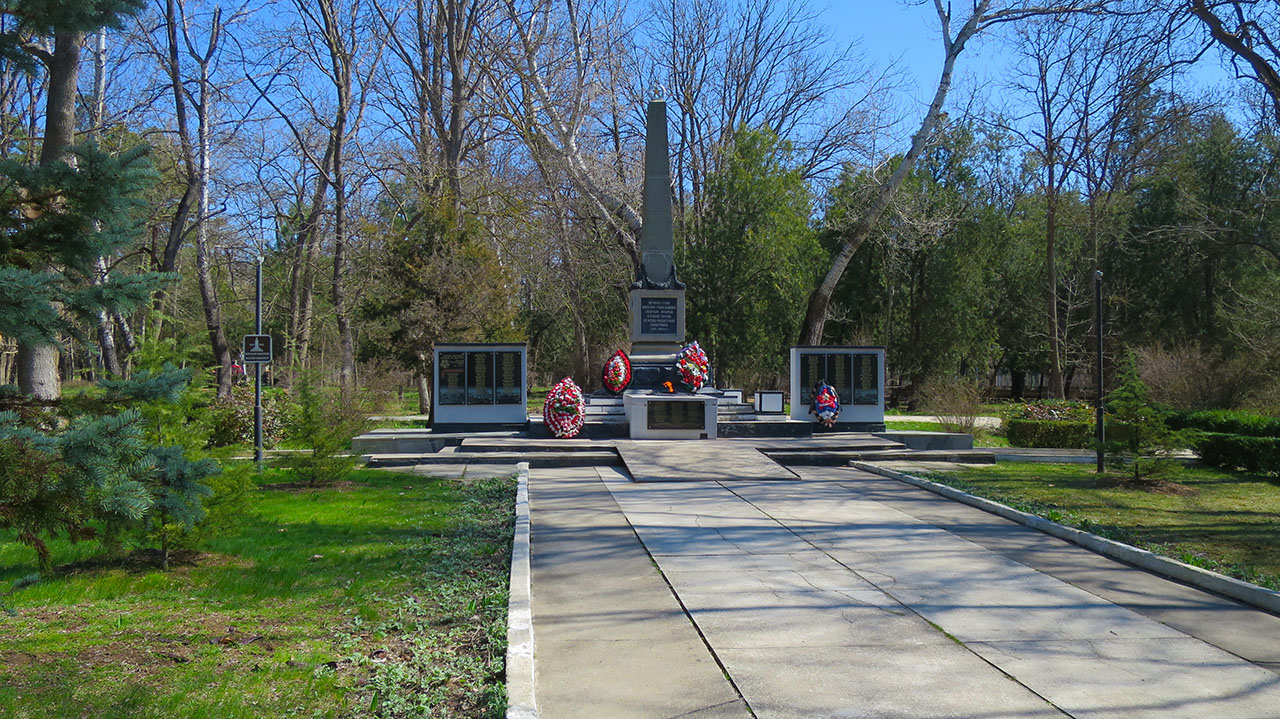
57, 548, 204, 575
1094, 476, 1199, 496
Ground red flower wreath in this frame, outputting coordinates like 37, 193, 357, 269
543, 377, 585, 438
675, 341, 710, 391
601, 349, 632, 394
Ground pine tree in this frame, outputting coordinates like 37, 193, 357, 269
1105, 354, 1184, 482
0, 5, 219, 571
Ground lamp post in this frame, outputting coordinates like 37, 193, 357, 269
254, 255, 264, 474
1095, 270, 1104, 474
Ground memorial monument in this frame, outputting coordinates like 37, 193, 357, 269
628, 99, 686, 387
621, 99, 718, 438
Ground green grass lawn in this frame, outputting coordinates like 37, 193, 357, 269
919, 462, 1280, 590
0, 468, 515, 719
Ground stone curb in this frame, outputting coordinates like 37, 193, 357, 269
850, 461, 1280, 616
506, 462, 537, 719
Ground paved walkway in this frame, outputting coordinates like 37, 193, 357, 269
616, 440, 798, 482
528, 463, 1280, 718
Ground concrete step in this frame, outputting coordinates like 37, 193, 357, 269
856, 450, 997, 463
366, 450, 621, 469
458, 439, 612, 453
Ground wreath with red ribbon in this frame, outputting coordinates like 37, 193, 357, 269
601, 349, 632, 394
543, 377, 585, 438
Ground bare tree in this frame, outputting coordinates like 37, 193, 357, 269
1186, 0, 1280, 123
797, 0, 1112, 346
641, 0, 891, 211
373, 0, 499, 211
147, 0, 245, 397
253, 0, 381, 396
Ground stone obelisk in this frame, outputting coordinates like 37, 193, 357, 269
628, 100, 686, 387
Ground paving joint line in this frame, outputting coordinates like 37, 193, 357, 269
597, 467, 759, 719
850, 461, 1280, 618
713, 479, 1067, 716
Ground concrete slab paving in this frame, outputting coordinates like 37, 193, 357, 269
715, 644, 1064, 719
526, 456, 1280, 717
528, 465, 750, 718
617, 440, 798, 482
817, 466, 1280, 669
965, 637, 1280, 719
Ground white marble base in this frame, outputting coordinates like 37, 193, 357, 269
623, 391, 718, 439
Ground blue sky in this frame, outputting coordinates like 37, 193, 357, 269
817, 2, 1235, 107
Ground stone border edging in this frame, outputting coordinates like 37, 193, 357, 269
850, 461, 1280, 616
506, 462, 538, 719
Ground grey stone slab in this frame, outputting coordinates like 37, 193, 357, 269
714, 644, 1065, 719
676, 589, 950, 649
617, 440, 798, 482
536, 638, 750, 719
967, 637, 1280, 719
651, 551, 845, 573
660, 568, 881, 595
886, 577, 1187, 643
408, 462, 518, 479
529, 466, 748, 717
804, 465, 1280, 668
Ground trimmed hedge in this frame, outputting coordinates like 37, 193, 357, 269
1007, 419, 1094, 449
1168, 410, 1280, 438
1195, 432, 1280, 475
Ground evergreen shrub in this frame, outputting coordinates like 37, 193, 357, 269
1168, 410, 1280, 438
1006, 419, 1094, 448
1195, 433, 1280, 475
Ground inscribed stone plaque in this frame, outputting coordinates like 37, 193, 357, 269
494, 351, 523, 405
466, 351, 495, 405
853, 353, 878, 405
438, 352, 466, 405
640, 296, 678, 335
647, 400, 705, 430
798, 352, 824, 406
829, 353, 853, 405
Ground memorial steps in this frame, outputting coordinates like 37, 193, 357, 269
355, 431, 983, 472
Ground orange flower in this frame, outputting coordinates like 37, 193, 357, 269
663, 381, 674, 393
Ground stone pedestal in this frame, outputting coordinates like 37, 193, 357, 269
629, 287, 686, 391
623, 391, 717, 439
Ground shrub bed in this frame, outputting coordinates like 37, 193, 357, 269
1007, 419, 1094, 449
1168, 410, 1280, 438
1196, 432, 1280, 475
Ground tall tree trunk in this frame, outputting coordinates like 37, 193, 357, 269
332, 141, 355, 400
89, 30, 121, 378
19, 30, 85, 399
798, 9, 980, 345
196, 62, 232, 399
1046, 165, 1064, 399
285, 140, 334, 378
415, 364, 430, 415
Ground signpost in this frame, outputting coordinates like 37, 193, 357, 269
243, 334, 272, 363
244, 257, 270, 473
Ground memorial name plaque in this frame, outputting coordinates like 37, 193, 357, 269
789, 346, 885, 427
798, 352, 823, 406
495, 351, 523, 405
466, 351, 495, 405
647, 400, 706, 431
640, 296, 678, 335
438, 352, 466, 405
853, 353, 878, 405
433, 343, 527, 426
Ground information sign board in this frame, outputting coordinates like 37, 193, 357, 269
243, 334, 273, 363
